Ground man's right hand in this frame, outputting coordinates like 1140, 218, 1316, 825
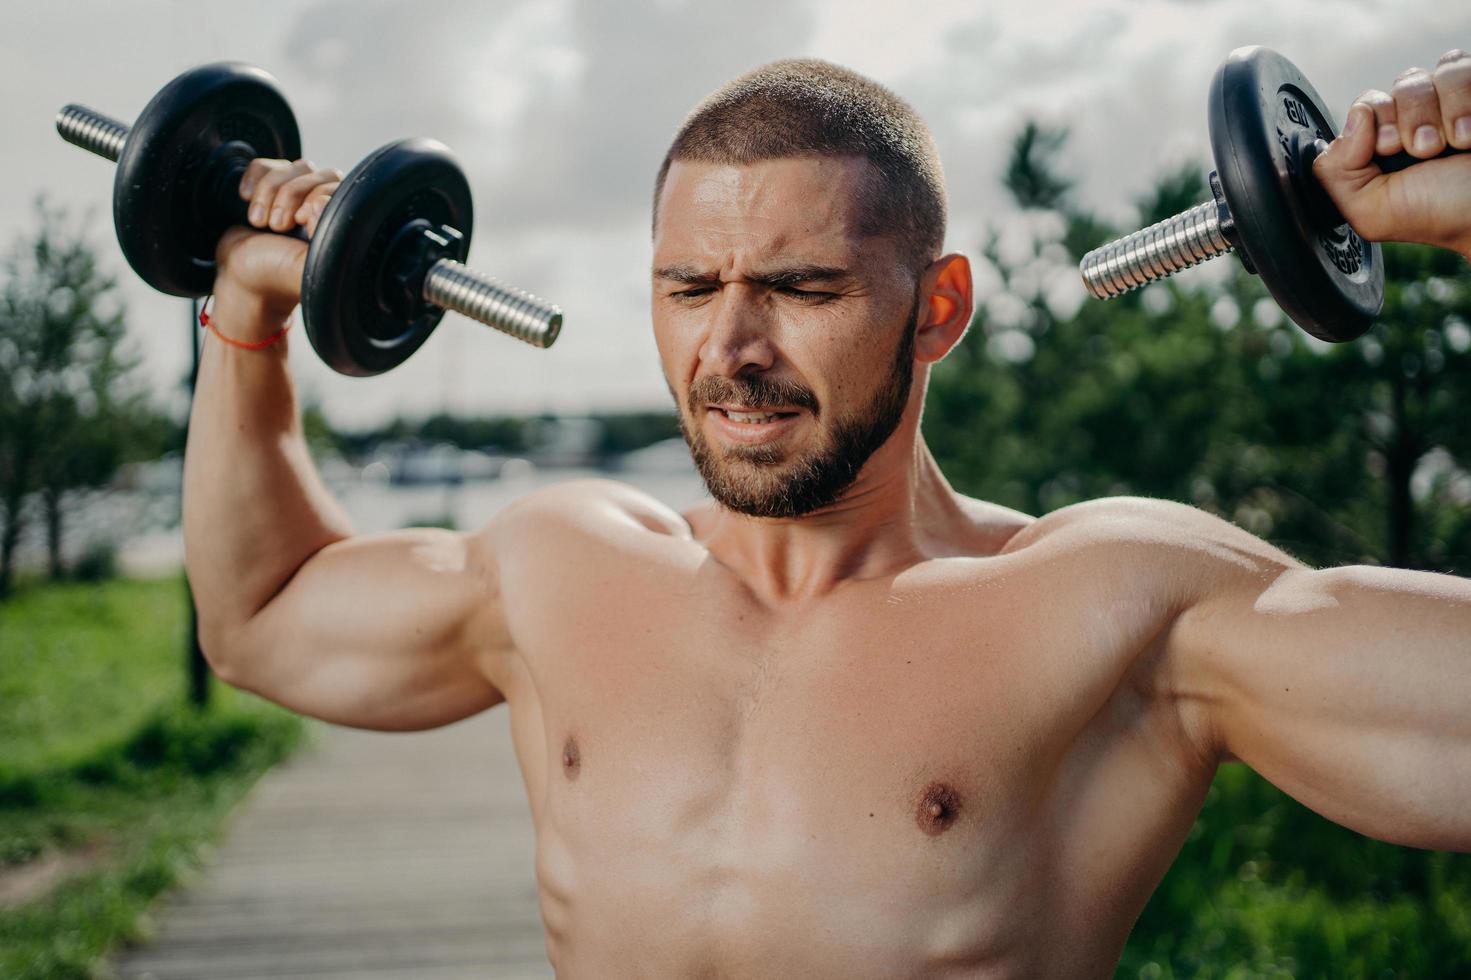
211, 158, 343, 334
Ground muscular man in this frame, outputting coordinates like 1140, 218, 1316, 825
185, 53, 1471, 977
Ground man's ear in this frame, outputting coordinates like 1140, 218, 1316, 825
913, 253, 973, 364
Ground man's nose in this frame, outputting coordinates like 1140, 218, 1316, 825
698, 287, 777, 377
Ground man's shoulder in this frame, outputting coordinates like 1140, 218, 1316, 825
950, 495, 1035, 555
485, 477, 694, 549
998, 495, 1296, 572
1002, 495, 1207, 545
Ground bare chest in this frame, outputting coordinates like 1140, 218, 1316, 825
500, 564, 1193, 975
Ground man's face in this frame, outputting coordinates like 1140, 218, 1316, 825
651, 156, 922, 518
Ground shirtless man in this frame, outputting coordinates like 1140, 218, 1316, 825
184, 53, 1471, 977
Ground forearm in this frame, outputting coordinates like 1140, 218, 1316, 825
183, 291, 353, 659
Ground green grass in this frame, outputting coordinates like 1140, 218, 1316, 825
1, 577, 191, 779
0, 575, 310, 980
1119, 764, 1471, 978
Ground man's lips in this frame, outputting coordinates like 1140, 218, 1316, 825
704, 405, 804, 445
710, 403, 803, 416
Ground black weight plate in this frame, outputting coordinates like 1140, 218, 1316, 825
302, 138, 473, 377
1208, 46, 1383, 342
114, 63, 299, 297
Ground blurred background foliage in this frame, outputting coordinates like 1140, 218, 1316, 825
927, 122, 1471, 576
0, 577, 306, 980
922, 122, 1471, 976
0, 199, 151, 596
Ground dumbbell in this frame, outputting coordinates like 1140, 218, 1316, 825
1079, 46, 1466, 343
57, 62, 561, 377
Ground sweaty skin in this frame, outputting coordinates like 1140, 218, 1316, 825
185, 55, 1471, 977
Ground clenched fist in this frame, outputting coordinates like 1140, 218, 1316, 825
211, 158, 343, 337
1314, 49, 1471, 259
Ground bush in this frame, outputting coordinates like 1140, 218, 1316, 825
69, 539, 118, 583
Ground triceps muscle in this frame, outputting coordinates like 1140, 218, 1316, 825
1184, 564, 1471, 851
224, 526, 509, 731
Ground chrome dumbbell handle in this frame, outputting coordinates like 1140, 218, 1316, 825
1079, 200, 1233, 299
423, 259, 562, 349
56, 104, 130, 161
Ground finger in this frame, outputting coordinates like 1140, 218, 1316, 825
1391, 67, 1445, 158
1319, 101, 1376, 172
292, 173, 342, 221
299, 180, 341, 237
273, 169, 343, 232
249, 158, 315, 229
1356, 88, 1399, 156
237, 158, 289, 200
1433, 49, 1471, 150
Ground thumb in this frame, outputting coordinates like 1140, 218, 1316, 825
1315, 103, 1377, 178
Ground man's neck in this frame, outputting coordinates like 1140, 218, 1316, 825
691, 426, 970, 604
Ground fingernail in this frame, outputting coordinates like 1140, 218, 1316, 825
1413, 125, 1439, 153
1377, 124, 1399, 150
240, 179, 255, 197
1456, 116, 1471, 145
249, 203, 265, 224
1342, 105, 1364, 137
270, 208, 284, 227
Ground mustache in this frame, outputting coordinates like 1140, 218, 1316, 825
687, 375, 819, 415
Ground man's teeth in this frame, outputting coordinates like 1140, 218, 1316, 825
723, 410, 784, 423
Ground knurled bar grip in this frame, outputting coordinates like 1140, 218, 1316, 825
423, 259, 562, 349
1080, 201, 1232, 299
56, 104, 129, 162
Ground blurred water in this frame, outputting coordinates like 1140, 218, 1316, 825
10, 453, 708, 578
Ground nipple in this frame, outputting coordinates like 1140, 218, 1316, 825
915, 781, 961, 836
562, 735, 581, 780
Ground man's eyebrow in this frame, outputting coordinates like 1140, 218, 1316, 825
752, 265, 852, 288
653, 265, 718, 285
652, 264, 853, 287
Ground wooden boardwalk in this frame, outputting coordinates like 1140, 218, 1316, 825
111, 708, 553, 980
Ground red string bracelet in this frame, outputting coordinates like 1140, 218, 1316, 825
198, 295, 293, 350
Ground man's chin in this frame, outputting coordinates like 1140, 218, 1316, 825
692, 447, 841, 519
679, 411, 857, 519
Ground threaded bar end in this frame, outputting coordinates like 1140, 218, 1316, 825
56, 104, 130, 162
1079, 201, 1232, 300
423, 260, 562, 349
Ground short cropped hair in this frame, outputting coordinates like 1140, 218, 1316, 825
652, 58, 947, 273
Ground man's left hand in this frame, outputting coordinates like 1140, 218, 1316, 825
1313, 49, 1471, 259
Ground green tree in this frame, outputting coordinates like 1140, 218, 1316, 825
1003, 120, 1073, 209
0, 198, 139, 594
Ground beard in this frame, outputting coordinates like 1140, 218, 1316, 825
676, 297, 919, 519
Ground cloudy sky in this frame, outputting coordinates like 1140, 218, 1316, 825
2, 0, 1465, 427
